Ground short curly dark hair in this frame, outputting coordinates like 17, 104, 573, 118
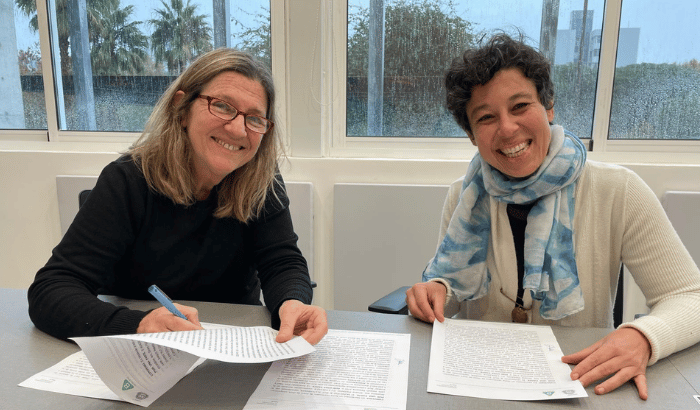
445, 33, 554, 136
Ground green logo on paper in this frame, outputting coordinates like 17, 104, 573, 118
542, 391, 555, 396
122, 379, 135, 391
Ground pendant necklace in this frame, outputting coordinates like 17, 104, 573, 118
500, 287, 531, 323
506, 203, 534, 323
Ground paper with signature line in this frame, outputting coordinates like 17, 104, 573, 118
428, 318, 587, 401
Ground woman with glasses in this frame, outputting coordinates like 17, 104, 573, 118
28, 49, 328, 346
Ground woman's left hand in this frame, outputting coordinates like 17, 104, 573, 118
276, 299, 328, 345
561, 327, 651, 399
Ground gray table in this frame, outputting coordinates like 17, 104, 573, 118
2, 288, 699, 409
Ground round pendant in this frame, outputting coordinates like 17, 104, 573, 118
511, 306, 528, 323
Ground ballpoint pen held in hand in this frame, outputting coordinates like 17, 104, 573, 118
148, 284, 188, 320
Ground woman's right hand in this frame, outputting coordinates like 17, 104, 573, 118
405, 281, 447, 323
137, 304, 203, 333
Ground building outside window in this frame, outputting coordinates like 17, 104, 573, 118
608, 0, 700, 140
346, 0, 700, 144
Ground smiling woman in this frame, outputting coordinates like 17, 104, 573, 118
27, 48, 328, 347
465, 68, 554, 178
130, 48, 279, 221
406, 33, 700, 401
175, 72, 268, 200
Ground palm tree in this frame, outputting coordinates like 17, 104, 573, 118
149, 0, 212, 75
15, 0, 92, 74
89, 0, 149, 75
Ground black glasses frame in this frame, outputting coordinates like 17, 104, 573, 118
197, 95, 273, 134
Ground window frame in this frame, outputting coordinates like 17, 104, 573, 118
322, 0, 700, 158
2, 0, 700, 158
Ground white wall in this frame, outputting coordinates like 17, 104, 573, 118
1, 142, 700, 313
0, 146, 121, 290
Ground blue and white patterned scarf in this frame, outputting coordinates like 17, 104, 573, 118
423, 125, 587, 320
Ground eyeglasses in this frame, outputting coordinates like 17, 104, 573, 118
197, 95, 273, 134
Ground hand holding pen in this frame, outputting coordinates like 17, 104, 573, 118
148, 284, 188, 319
136, 284, 203, 333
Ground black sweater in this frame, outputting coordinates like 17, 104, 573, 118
28, 156, 312, 339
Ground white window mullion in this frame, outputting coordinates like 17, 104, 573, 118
328, 0, 347, 155
270, 0, 290, 151
590, 0, 621, 153
36, 0, 60, 140
283, 0, 325, 158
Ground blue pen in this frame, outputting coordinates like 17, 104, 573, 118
148, 284, 188, 320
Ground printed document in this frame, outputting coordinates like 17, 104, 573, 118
428, 319, 587, 400
18, 350, 124, 401
244, 329, 410, 410
20, 323, 314, 407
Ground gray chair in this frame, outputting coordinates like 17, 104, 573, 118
78, 189, 92, 208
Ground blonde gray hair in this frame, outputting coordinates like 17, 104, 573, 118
129, 48, 281, 222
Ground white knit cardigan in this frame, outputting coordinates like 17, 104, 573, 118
432, 161, 700, 365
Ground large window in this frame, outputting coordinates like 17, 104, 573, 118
3, 0, 700, 151
347, 0, 605, 140
7, 0, 270, 133
608, 0, 700, 140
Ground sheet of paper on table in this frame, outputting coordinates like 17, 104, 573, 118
18, 350, 125, 402
428, 318, 587, 401
244, 329, 411, 410
19, 323, 314, 407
